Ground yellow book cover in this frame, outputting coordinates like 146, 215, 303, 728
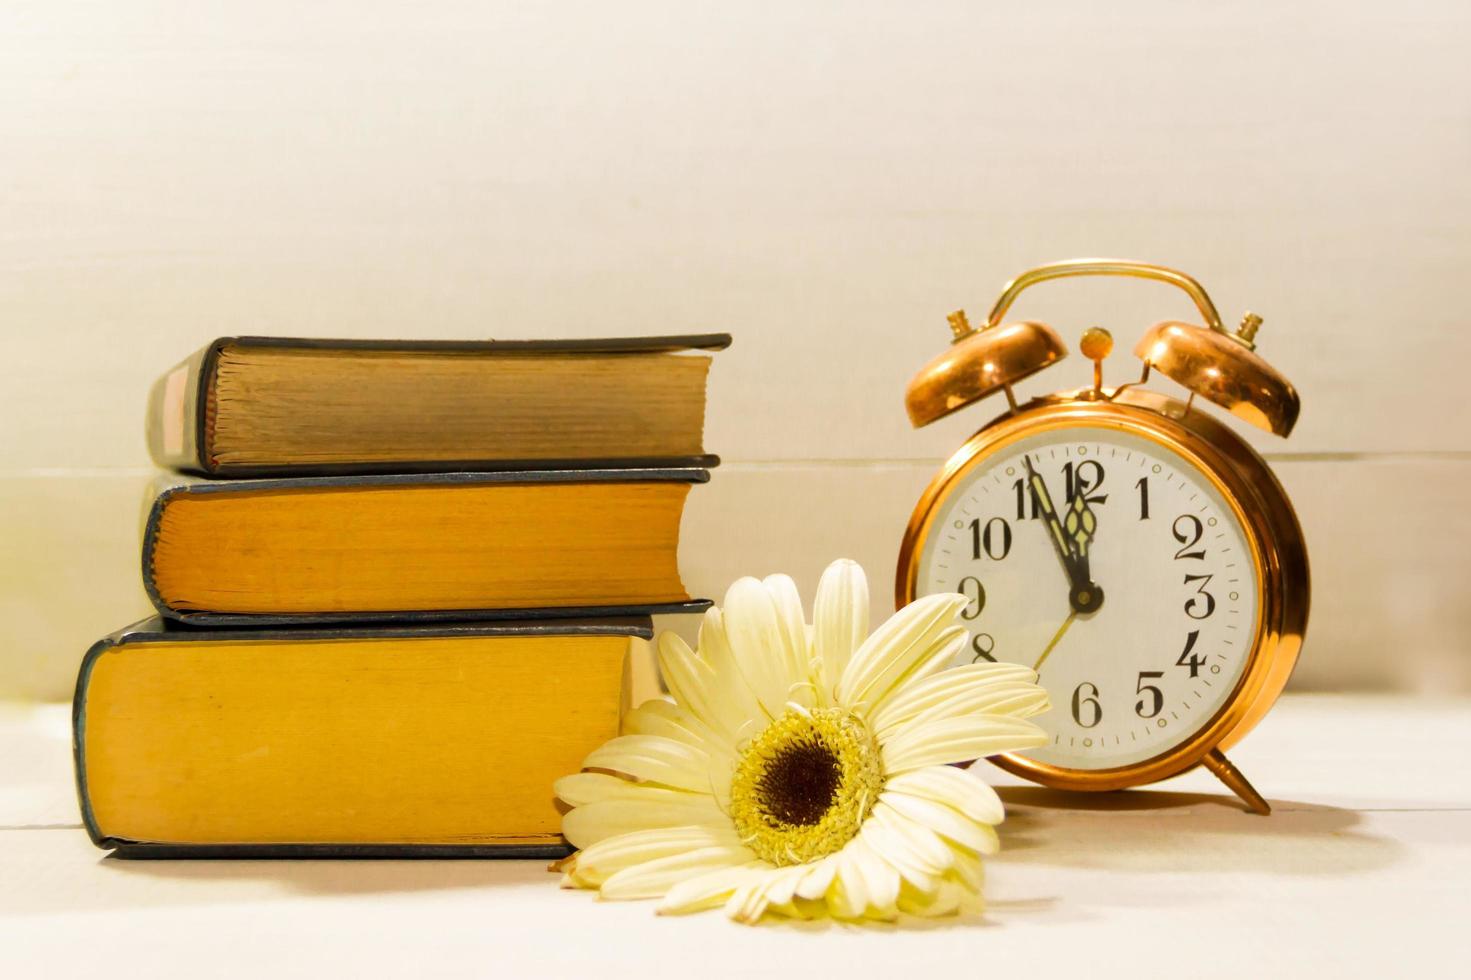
73, 617, 650, 857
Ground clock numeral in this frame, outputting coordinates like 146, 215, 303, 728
1135, 476, 1150, 520
957, 576, 986, 620
1070, 682, 1102, 728
1175, 629, 1206, 677
970, 633, 996, 662
1183, 574, 1216, 619
969, 517, 1012, 561
1172, 514, 1206, 560
1010, 478, 1041, 520
1062, 460, 1108, 505
1134, 671, 1164, 718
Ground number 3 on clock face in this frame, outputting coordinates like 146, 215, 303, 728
913, 425, 1261, 771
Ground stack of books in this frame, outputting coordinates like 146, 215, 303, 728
74, 334, 728, 857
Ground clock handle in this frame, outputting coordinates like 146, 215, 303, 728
984, 259, 1228, 334
1203, 748, 1272, 815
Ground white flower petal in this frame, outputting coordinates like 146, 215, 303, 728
947, 842, 986, 893
867, 800, 957, 876
621, 698, 734, 767
897, 845, 987, 917
884, 766, 1006, 826
879, 790, 1001, 855
898, 874, 970, 918
870, 662, 1049, 738
896, 877, 945, 917
723, 879, 768, 924
881, 714, 1048, 773
564, 826, 745, 888
836, 593, 968, 710
794, 853, 840, 900
848, 836, 902, 919
694, 607, 767, 737
865, 625, 971, 717
760, 862, 809, 909
830, 843, 869, 919
600, 844, 757, 901
859, 819, 940, 892
553, 771, 652, 807
657, 862, 771, 916
726, 864, 812, 923
722, 576, 811, 717
655, 632, 740, 741
582, 734, 714, 793
762, 573, 815, 708
561, 795, 726, 850
813, 559, 868, 700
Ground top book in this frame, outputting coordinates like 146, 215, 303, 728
148, 334, 730, 476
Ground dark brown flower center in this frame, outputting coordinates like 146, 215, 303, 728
754, 736, 842, 827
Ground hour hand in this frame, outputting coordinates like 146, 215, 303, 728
1064, 492, 1097, 567
1062, 490, 1103, 613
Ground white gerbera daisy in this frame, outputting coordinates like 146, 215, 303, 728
555, 559, 1049, 924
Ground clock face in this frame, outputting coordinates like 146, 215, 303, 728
913, 424, 1261, 771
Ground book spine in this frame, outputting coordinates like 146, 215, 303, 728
144, 341, 220, 474
71, 633, 116, 849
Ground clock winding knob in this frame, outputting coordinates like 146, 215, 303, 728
947, 309, 976, 342
1235, 312, 1262, 350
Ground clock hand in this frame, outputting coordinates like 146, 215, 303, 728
1064, 492, 1098, 586
1062, 489, 1104, 613
1033, 609, 1077, 672
1023, 457, 1102, 613
1023, 456, 1077, 580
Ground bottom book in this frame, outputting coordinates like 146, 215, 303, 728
73, 617, 651, 858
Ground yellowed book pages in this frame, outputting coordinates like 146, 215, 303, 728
144, 335, 728, 475
145, 476, 696, 618
210, 345, 712, 466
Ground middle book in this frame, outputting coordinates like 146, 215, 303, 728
142, 468, 710, 626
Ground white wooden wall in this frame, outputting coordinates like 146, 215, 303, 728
3, 1, 1467, 699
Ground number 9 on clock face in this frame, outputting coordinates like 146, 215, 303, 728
911, 425, 1261, 771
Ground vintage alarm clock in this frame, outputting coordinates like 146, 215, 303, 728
896, 259, 1308, 814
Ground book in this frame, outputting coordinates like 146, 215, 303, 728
147, 334, 730, 477
142, 469, 710, 625
74, 617, 651, 857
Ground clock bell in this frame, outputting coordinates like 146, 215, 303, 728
905, 258, 1299, 440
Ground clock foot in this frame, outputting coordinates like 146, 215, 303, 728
1203, 749, 1271, 815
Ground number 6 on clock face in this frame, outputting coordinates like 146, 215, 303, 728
909, 424, 1261, 771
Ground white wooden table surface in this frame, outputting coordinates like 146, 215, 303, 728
2, 695, 1467, 979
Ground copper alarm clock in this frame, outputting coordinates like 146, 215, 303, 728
896, 259, 1308, 814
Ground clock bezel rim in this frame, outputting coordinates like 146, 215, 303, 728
895, 389, 1308, 792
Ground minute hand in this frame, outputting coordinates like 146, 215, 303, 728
1024, 457, 1103, 614
1024, 457, 1084, 588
